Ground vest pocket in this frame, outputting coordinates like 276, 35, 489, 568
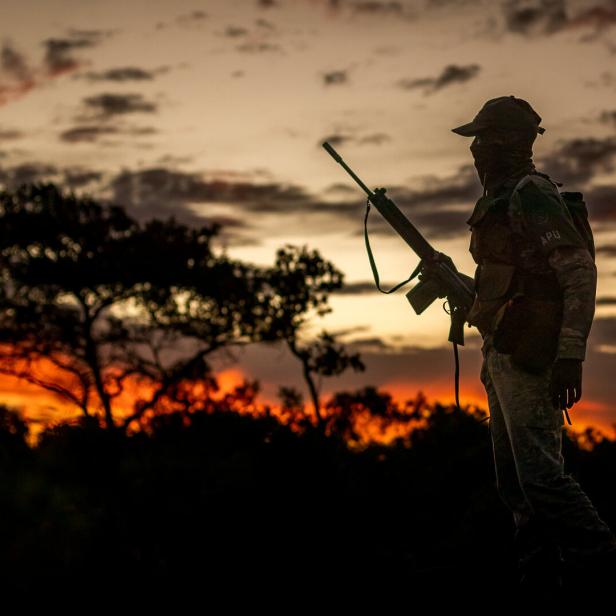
476, 263, 516, 300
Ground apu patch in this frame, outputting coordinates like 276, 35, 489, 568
540, 230, 561, 246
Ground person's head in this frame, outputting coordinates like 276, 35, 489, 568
451, 95, 544, 188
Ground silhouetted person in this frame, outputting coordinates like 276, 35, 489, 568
452, 95, 616, 595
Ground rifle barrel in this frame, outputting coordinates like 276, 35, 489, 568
322, 142, 374, 198
322, 141, 435, 260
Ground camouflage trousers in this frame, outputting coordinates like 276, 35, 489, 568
480, 342, 616, 571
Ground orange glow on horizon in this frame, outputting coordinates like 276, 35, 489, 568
1, 355, 614, 447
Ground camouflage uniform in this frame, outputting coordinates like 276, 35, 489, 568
467, 172, 616, 575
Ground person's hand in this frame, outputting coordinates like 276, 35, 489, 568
550, 358, 582, 410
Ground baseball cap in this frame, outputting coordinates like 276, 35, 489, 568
451, 95, 545, 137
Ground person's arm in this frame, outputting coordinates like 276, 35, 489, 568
511, 176, 593, 409
548, 245, 597, 362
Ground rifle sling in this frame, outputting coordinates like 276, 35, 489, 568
363, 197, 465, 415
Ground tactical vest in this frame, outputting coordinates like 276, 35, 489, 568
465, 176, 563, 337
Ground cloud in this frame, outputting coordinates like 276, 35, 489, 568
236, 41, 281, 53
323, 70, 348, 85
42, 33, 100, 76
1, 42, 33, 82
104, 159, 483, 242
63, 169, 104, 189
0, 152, 482, 242
0, 42, 36, 105
76, 66, 168, 82
58, 124, 157, 144
0, 128, 24, 140
0, 162, 59, 187
584, 184, 616, 223
106, 167, 271, 232
81, 93, 158, 119
397, 64, 481, 94
1, 30, 111, 107
351, 1, 404, 15
59, 125, 119, 143
501, 0, 616, 37
502, 0, 568, 35
599, 110, 616, 127
43, 29, 112, 77
224, 26, 249, 37
596, 296, 616, 305
537, 136, 616, 186
359, 133, 391, 145
176, 10, 208, 24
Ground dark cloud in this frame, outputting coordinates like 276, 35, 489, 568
236, 42, 281, 53
59, 125, 119, 143
584, 184, 616, 223
0, 161, 101, 192
1, 31, 111, 106
502, 0, 567, 35
351, 1, 404, 14
82, 93, 158, 119
176, 10, 208, 24
58, 124, 157, 144
43, 36, 96, 76
0, 128, 24, 140
323, 70, 348, 86
0, 42, 36, 105
0, 162, 58, 187
107, 167, 312, 213
3, 158, 480, 242
537, 136, 616, 187
1, 42, 32, 82
324, 183, 358, 196
359, 133, 391, 145
501, 0, 616, 36
397, 64, 481, 94
77, 67, 165, 82
596, 244, 616, 257
104, 163, 479, 240
224, 26, 249, 37
599, 110, 616, 127
255, 18, 275, 29
63, 169, 104, 189
589, 317, 616, 347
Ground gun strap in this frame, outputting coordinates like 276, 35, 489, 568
453, 342, 460, 412
363, 198, 417, 293
366, 198, 469, 416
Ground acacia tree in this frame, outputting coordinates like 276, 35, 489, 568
0, 183, 274, 431
262, 245, 366, 427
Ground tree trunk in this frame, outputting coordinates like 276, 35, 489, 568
288, 339, 323, 428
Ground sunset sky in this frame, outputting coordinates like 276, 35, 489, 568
1, 0, 616, 436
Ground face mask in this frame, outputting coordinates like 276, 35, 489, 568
470, 133, 535, 190
470, 135, 504, 186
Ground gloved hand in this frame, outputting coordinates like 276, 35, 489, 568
550, 358, 582, 410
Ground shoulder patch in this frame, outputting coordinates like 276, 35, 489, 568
514, 176, 586, 254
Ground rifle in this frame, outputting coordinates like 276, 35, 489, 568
322, 141, 475, 348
